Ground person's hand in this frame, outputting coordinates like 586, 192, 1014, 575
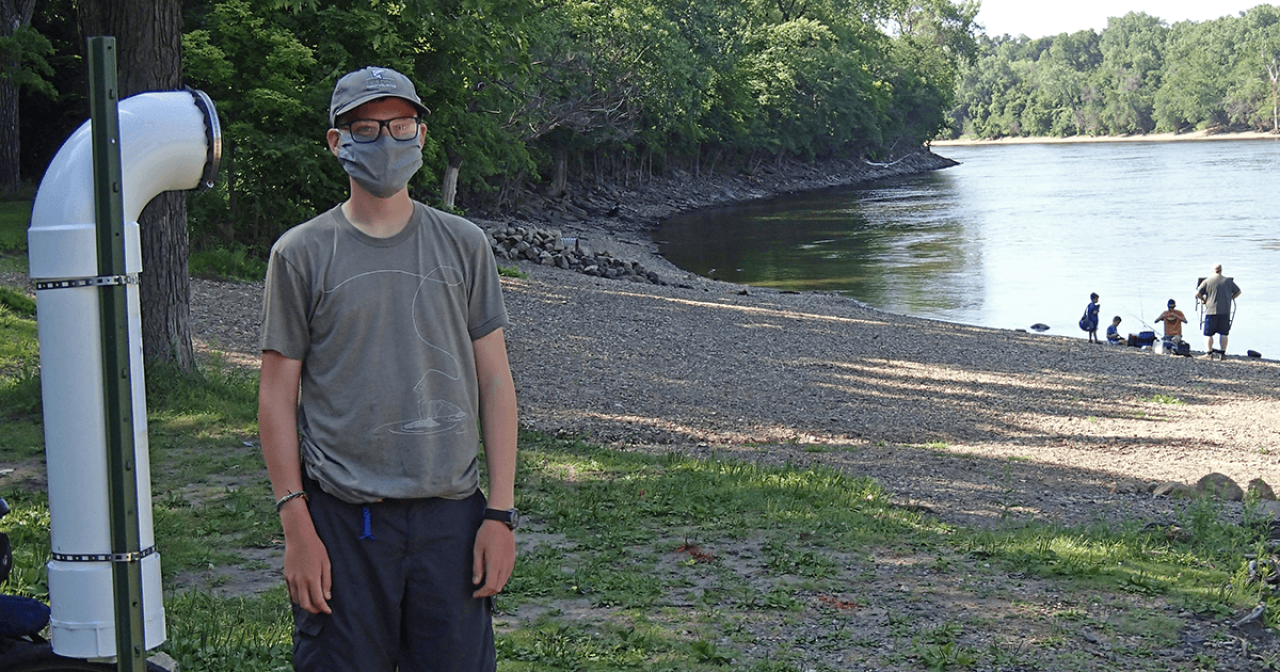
283, 513, 333, 614
472, 520, 516, 598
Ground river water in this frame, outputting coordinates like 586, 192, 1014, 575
654, 140, 1280, 357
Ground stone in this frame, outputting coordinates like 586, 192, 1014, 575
1152, 481, 1194, 498
1248, 478, 1277, 501
1196, 472, 1244, 501
484, 223, 663, 285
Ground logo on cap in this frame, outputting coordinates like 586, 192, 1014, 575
365, 68, 398, 91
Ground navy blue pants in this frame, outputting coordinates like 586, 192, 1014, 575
292, 481, 495, 672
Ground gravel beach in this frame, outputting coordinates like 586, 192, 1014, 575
173, 239, 1280, 533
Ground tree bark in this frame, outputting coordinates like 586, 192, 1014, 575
0, 0, 37, 195
441, 152, 462, 210
550, 147, 567, 196
79, 0, 193, 372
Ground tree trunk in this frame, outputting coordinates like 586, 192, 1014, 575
441, 154, 461, 210
1267, 53, 1279, 133
0, 0, 37, 195
550, 147, 567, 196
79, 0, 193, 372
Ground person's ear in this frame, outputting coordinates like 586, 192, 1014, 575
326, 128, 342, 156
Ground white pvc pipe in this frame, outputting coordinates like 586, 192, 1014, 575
28, 90, 220, 659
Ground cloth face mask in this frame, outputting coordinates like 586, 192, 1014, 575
336, 133, 424, 198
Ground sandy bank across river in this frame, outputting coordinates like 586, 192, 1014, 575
933, 129, 1280, 146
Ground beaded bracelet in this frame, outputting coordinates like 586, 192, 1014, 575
275, 491, 309, 512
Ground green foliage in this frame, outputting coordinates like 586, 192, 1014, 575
13, 0, 983, 257
182, 0, 334, 254
191, 245, 268, 282
952, 7, 1280, 139
0, 490, 51, 600
0, 25, 58, 100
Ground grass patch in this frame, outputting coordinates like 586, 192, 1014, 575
0, 253, 27, 274
1147, 393, 1184, 405
0, 200, 31, 253
0, 285, 34, 317
499, 265, 528, 278
4, 425, 1277, 670
190, 245, 268, 282
0, 302, 41, 451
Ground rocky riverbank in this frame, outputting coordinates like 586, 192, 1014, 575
470, 148, 957, 284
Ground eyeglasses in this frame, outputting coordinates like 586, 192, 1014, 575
338, 116, 421, 143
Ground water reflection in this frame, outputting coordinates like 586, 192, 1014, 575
654, 174, 982, 315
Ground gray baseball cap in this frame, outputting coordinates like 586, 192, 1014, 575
329, 66, 430, 127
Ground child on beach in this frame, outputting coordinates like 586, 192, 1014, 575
1079, 293, 1101, 343
1106, 316, 1123, 344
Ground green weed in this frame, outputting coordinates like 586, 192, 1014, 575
163, 590, 292, 671
0, 285, 34, 316
190, 245, 268, 282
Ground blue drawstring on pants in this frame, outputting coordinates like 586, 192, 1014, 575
359, 506, 375, 540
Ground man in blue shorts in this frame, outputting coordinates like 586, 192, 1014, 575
1195, 263, 1241, 358
258, 66, 518, 671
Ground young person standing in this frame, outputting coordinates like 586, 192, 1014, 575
258, 66, 518, 672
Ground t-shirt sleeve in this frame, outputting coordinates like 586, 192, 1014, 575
462, 226, 510, 341
260, 247, 312, 360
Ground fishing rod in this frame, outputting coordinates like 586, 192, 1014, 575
1113, 298, 1156, 333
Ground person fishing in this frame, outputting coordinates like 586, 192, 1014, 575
1153, 299, 1188, 350
1194, 263, 1241, 359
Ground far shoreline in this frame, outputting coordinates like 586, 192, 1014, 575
932, 129, 1280, 146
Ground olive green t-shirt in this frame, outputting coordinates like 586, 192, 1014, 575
261, 202, 508, 503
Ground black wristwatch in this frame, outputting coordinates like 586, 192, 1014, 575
483, 507, 519, 530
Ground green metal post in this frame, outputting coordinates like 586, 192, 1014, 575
87, 36, 148, 672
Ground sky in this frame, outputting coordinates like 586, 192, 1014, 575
974, 0, 1271, 39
